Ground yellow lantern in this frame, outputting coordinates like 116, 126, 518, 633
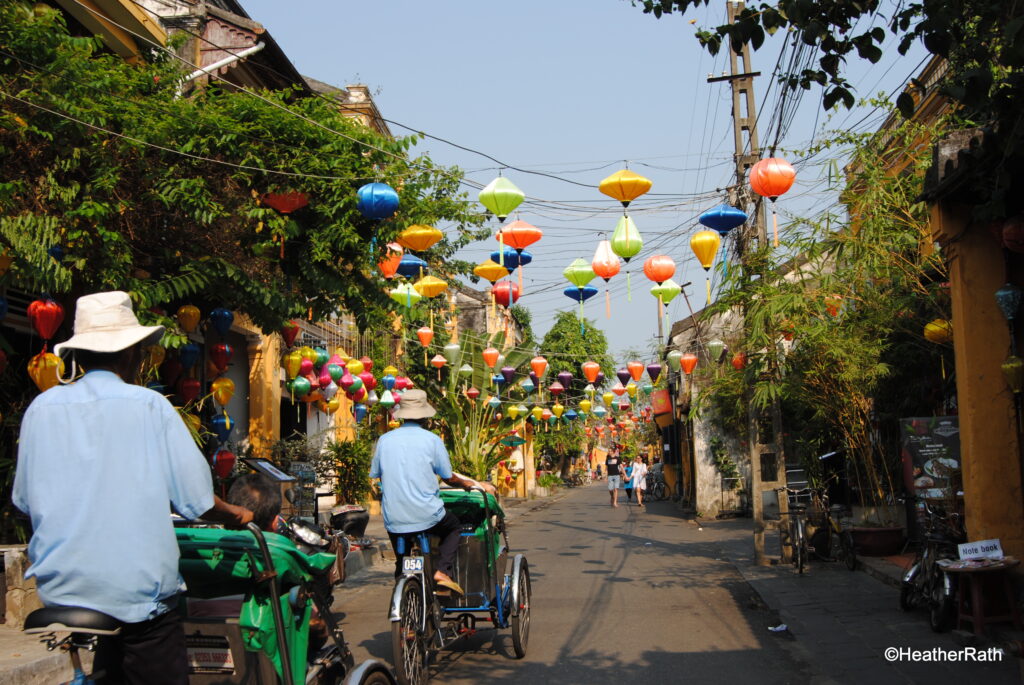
318, 396, 341, 414
579, 398, 592, 414
690, 230, 722, 304
626, 382, 637, 398
923, 319, 953, 344
508, 404, 520, 420
474, 259, 509, 283
1002, 356, 1024, 393
144, 345, 166, 369
299, 346, 317, 362
531, 406, 544, 421
383, 365, 399, 377
283, 349, 303, 379
176, 305, 201, 333
552, 403, 565, 418
347, 358, 365, 375
599, 169, 653, 208
27, 352, 64, 392
397, 224, 444, 252
413, 275, 448, 298
211, 377, 235, 405
388, 419, 401, 429
602, 391, 614, 406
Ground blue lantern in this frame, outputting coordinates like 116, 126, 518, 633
178, 343, 201, 370
698, 203, 748, 236
520, 379, 535, 394
488, 396, 501, 409
382, 374, 396, 390
563, 285, 599, 303
995, 283, 1024, 323
356, 182, 399, 220
565, 409, 578, 421
490, 248, 533, 270
209, 307, 234, 337
353, 403, 368, 423
493, 374, 506, 387
396, 254, 428, 279
211, 413, 232, 443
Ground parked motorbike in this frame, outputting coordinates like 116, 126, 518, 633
899, 498, 964, 632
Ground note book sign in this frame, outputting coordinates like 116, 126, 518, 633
186, 634, 235, 674
958, 538, 1004, 561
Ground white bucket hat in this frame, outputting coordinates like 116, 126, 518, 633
393, 388, 436, 420
53, 291, 164, 357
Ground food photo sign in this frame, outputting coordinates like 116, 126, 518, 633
900, 416, 961, 504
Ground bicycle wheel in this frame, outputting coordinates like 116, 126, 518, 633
794, 520, 807, 574
511, 560, 531, 659
928, 569, 955, 633
840, 531, 857, 571
652, 482, 667, 501
392, 579, 428, 685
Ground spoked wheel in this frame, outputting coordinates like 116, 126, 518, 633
928, 570, 955, 633
511, 560, 531, 659
840, 531, 857, 571
652, 482, 667, 501
795, 541, 807, 574
392, 579, 428, 685
899, 583, 916, 612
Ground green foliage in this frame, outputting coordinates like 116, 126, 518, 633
323, 436, 374, 505
538, 310, 615, 385
0, 3, 486, 334
699, 114, 949, 508
537, 473, 563, 489
708, 435, 741, 488
635, 0, 1024, 219
508, 304, 535, 346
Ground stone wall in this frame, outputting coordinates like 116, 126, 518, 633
3, 547, 41, 629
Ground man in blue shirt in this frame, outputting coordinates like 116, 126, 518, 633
370, 388, 494, 594
13, 291, 252, 685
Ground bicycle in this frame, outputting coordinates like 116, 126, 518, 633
899, 497, 964, 632
776, 486, 810, 574
807, 481, 857, 571
646, 472, 668, 501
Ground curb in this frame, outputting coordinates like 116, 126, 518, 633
5, 647, 82, 685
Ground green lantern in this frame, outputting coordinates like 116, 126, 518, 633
706, 339, 726, 362
442, 342, 462, 366
667, 350, 683, 371
458, 363, 474, 378
650, 279, 682, 304
563, 258, 595, 288
610, 215, 643, 262
479, 177, 525, 221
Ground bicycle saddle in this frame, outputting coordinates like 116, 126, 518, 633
24, 606, 122, 635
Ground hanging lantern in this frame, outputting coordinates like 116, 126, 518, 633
690, 230, 722, 304
563, 286, 598, 304
280, 320, 300, 348
707, 340, 726, 362
177, 376, 201, 404
262, 191, 308, 214
731, 352, 747, 371
209, 343, 232, 373
582, 361, 600, 383
413, 275, 448, 298
549, 381, 564, 396
379, 389, 396, 409
443, 342, 462, 366
592, 239, 621, 318
491, 248, 533, 269
356, 182, 399, 220
611, 382, 627, 397
208, 308, 234, 338
1002, 356, 1024, 393
563, 259, 596, 288
646, 363, 662, 383
176, 304, 201, 334
650, 279, 682, 304
699, 203, 748, 236
497, 220, 542, 254
542, 409, 553, 422
508, 404, 521, 420
593, 405, 608, 419
627, 361, 644, 382
584, 383, 596, 398
378, 242, 404, 279
626, 383, 638, 398
492, 281, 520, 308
531, 356, 548, 378
516, 403, 528, 418
397, 224, 443, 251
579, 398, 592, 414
474, 259, 509, 283
27, 352, 64, 392
557, 371, 573, 388
552, 403, 565, 418
430, 354, 447, 370
616, 368, 631, 385
479, 176, 525, 221
178, 343, 200, 371
599, 169, 652, 208
390, 283, 423, 308
995, 283, 1024, 323
680, 353, 698, 375
643, 255, 675, 285
488, 396, 501, 409
610, 215, 643, 262
417, 326, 434, 347
466, 387, 481, 400
501, 366, 516, 385
482, 347, 500, 368
640, 381, 654, 395
521, 379, 536, 394
666, 350, 683, 371
749, 158, 796, 247
602, 390, 615, 406
531, 406, 544, 422
924, 319, 953, 344
457, 363, 473, 378
396, 254, 428, 279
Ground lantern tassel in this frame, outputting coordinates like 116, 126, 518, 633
706, 275, 712, 305
605, 288, 611, 319
772, 204, 779, 248
498, 232, 504, 268
627, 271, 632, 302
518, 265, 524, 297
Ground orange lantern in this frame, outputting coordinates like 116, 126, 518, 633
627, 361, 644, 382
531, 356, 548, 378
430, 354, 447, 369
498, 220, 543, 253
581, 360, 600, 383
749, 158, 796, 247
642, 255, 675, 285
378, 242, 403, 279
680, 353, 698, 375
482, 347, 499, 369
731, 352, 747, 371
417, 326, 434, 347
592, 239, 621, 317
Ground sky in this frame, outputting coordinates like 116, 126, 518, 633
241, 0, 927, 362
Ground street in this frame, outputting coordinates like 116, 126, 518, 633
334, 484, 1023, 684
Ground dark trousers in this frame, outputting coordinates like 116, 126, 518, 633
625, 487, 634, 501
388, 510, 462, 578
94, 604, 187, 685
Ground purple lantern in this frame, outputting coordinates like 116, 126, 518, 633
595, 371, 606, 386
557, 371, 573, 388
646, 363, 662, 383
501, 366, 516, 385
616, 368, 631, 386
529, 370, 539, 387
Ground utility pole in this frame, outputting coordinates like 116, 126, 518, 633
707, 0, 786, 566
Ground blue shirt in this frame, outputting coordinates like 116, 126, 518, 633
369, 423, 453, 533
12, 370, 214, 623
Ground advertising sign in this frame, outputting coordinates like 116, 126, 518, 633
899, 416, 961, 502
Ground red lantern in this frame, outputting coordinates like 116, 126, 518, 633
430, 354, 447, 369
642, 255, 676, 285
731, 352, 747, 371
212, 448, 236, 479
27, 297, 64, 341
378, 242, 403, 279
492, 281, 520, 308
280, 320, 300, 348
209, 343, 232, 373
360, 356, 373, 372
466, 387, 481, 400
749, 158, 796, 201
178, 377, 201, 404
262, 191, 309, 214
680, 353, 698, 375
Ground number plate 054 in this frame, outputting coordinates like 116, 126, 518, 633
403, 556, 424, 573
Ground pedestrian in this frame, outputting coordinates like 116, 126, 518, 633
605, 446, 622, 508
12, 291, 253, 685
632, 455, 649, 508
370, 389, 496, 594
623, 459, 634, 503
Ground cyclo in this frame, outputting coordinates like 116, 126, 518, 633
389, 487, 531, 685
24, 521, 395, 685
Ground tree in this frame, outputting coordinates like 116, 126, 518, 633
538, 311, 615, 398
636, 0, 1024, 218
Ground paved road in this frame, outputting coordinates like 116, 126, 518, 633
334, 484, 818, 683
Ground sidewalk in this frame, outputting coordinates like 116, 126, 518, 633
705, 517, 1022, 684
0, 489, 564, 684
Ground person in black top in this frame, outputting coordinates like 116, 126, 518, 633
605, 446, 622, 508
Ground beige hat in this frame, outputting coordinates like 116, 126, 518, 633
53, 291, 164, 357
393, 388, 436, 420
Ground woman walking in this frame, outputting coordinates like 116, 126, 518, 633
632, 455, 649, 508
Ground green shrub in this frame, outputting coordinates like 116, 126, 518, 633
537, 473, 563, 489
324, 437, 374, 505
